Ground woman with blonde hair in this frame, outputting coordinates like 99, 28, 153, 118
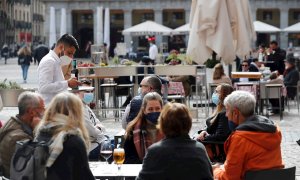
35, 92, 94, 180
17, 45, 32, 83
212, 63, 232, 86
124, 92, 164, 164
137, 103, 213, 180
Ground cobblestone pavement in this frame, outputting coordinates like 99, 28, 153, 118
1, 57, 300, 178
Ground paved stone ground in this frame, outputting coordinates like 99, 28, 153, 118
1, 57, 300, 178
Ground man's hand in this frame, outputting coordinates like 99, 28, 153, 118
67, 78, 81, 88
212, 163, 221, 170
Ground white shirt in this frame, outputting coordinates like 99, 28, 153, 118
149, 44, 158, 61
37, 50, 68, 105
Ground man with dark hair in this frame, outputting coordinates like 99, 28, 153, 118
249, 58, 261, 72
0, 91, 45, 178
122, 75, 163, 129
38, 34, 81, 105
266, 40, 286, 74
33, 41, 49, 65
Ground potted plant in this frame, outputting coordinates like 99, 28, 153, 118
0, 79, 26, 107
165, 50, 184, 65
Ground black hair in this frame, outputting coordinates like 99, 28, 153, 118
252, 58, 259, 62
270, 41, 278, 46
57, 34, 79, 50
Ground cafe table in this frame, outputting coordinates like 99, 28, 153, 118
231, 72, 262, 79
90, 161, 142, 179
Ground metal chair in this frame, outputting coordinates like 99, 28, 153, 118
244, 166, 296, 180
259, 83, 283, 120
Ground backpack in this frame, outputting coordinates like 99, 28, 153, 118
10, 139, 50, 180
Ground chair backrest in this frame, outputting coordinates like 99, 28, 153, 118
260, 83, 282, 99
244, 167, 296, 180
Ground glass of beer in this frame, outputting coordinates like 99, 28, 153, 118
113, 147, 125, 174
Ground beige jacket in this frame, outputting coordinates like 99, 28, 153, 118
0, 116, 33, 178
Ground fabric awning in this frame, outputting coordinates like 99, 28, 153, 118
253, 21, 281, 33
122, 20, 173, 36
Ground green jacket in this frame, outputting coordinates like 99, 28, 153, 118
0, 116, 33, 178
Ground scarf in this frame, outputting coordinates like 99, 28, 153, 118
39, 114, 86, 167
132, 120, 164, 160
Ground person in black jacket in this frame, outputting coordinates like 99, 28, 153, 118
33, 41, 49, 65
35, 92, 95, 180
266, 41, 286, 74
1, 44, 9, 64
283, 57, 300, 99
136, 103, 213, 180
196, 83, 233, 161
17, 45, 33, 83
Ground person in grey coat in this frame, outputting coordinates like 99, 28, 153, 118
136, 103, 213, 180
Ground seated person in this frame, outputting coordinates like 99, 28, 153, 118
213, 91, 284, 180
239, 60, 250, 82
72, 79, 108, 161
0, 92, 45, 178
136, 103, 213, 180
249, 58, 262, 72
196, 83, 233, 161
213, 63, 232, 86
121, 75, 162, 129
123, 92, 164, 164
283, 57, 299, 99
266, 72, 284, 114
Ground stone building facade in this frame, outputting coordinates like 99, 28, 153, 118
0, 0, 45, 48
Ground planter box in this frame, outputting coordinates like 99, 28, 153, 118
0, 89, 33, 107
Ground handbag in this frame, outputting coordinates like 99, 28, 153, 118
18, 58, 25, 64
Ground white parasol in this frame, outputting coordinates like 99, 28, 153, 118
122, 20, 173, 36
283, 22, 300, 33
172, 23, 190, 35
254, 21, 281, 33
187, 0, 256, 65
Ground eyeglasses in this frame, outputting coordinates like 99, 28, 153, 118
242, 64, 248, 67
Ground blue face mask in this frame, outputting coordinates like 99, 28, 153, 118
145, 112, 160, 124
83, 93, 94, 104
228, 121, 238, 131
212, 93, 220, 105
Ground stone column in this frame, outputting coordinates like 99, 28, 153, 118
60, 8, 66, 36
94, 6, 103, 45
280, 8, 288, 49
124, 9, 132, 51
66, 8, 72, 35
154, 9, 163, 51
49, 6, 56, 48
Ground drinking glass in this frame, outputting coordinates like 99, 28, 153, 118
113, 147, 125, 175
100, 141, 113, 164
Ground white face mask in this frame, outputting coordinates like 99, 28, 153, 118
60, 55, 72, 66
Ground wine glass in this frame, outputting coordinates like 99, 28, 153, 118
113, 147, 125, 175
100, 141, 113, 164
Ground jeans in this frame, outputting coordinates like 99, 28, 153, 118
21, 64, 29, 80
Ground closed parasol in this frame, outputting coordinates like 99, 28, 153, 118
187, 0, 256, 65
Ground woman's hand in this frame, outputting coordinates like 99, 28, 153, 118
197, 131, 208, 141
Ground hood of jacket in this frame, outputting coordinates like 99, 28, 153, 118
234, 115, 281, 150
